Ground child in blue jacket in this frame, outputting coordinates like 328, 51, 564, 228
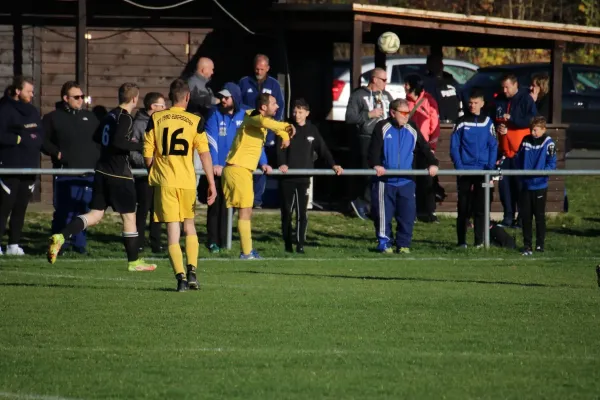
515, 116, 556, 255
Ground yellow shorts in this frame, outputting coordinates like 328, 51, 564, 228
222, 165, 254, 209
153, 187, 196, 222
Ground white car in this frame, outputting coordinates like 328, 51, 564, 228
328, 56, 479, 121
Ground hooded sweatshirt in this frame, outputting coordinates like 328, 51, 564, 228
130, 108, 150, 169
345, 86, 393, 138
205, 82, 250, 166
0, 96, 44, 169
42, 101, 100, 169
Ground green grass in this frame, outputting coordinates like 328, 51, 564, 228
0, 176, 599, 399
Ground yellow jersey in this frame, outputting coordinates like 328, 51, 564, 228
143, 106, 209, 190
225, 110, 291, 171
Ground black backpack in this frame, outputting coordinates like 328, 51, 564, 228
489, 223, 516, 249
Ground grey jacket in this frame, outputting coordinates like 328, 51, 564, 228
345, 86, 394, 137
187, 73, 216, 118
129, 109, 150, 169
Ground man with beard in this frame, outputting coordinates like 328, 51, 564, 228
202, 82, 248, 253
239, 54, 285, 209
0, 76, 44, 255
42, 80, 100, 255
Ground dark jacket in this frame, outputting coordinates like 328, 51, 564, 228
276, 120, 336, 184
0, 96, 44, 169
187, 73, 216, 119
535, 94, 550, 121
130, 108, 150, 169
368, 118, 438, 187
424, 71, 462, 122
494, 89, 538, 130
42, 101, 100, 169
345, 86, 394, 138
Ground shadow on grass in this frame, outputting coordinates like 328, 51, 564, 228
237, 270, 584, 289
547, 227, 600, 238
0, 282, 172, 292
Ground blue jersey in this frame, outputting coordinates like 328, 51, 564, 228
516, 134, 557, 190
367, 119, 438, 187
450, 114, 498, 171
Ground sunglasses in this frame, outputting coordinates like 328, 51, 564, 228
69, 95, 85, 100
375, 76, 387, 82
394, 109, 410, 116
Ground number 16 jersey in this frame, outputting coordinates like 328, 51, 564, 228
143, 106, 209, 190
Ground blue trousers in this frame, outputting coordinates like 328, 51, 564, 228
371, 180, 416, 248
498, 157, 522, 223
51, 176, 93, 250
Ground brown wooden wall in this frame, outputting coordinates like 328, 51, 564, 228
0, 26, 210, 204
435, 124, 566, 213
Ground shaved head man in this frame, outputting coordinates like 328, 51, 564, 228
187, 56, 217, 118
196, 57, 214, 80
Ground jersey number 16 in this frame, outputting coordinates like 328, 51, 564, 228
162, 127, 189, 156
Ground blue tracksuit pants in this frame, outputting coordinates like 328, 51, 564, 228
371, 180, 416, 248
51, 176, 94, 250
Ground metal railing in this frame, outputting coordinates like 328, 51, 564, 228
2, 167, 600, 250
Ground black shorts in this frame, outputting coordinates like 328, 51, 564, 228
89, 172, 136, 214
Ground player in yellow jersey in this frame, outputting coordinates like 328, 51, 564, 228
223, 93, 295, 259
143, 78, 217, 292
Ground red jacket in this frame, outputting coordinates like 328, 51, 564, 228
407, 91, 440, 151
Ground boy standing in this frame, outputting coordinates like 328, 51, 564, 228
450, 88, 498, 248
516, 116, 556, 255
277, 99, 343, 254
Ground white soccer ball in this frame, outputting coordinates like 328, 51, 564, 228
377, 32, 400, 54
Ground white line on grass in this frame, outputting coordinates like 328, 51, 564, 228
0, 392, 81, 400
3, 256, 596, 263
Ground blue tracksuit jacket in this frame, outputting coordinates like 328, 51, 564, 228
450, 114, 498, 170
515, 134, 557, 190
239, 75, 284, 145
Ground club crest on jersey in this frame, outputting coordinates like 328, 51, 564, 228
236, 120, 243, 127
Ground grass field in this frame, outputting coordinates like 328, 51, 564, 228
0, 177, 599, 399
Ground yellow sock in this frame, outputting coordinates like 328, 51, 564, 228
185, 235, 199, 269
168, 243, 185, 276
238, 219, 252, 255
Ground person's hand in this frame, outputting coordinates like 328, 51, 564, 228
374, 165, 386, 176
503, 113, 511, 121
206, 183, 217, 206
130, 137, 138, 143
279, 165, 288, 173
280, 139, 290, 149
497, 124, 507, 136
57, 152, 62, 160
213, 165, 223, 176
285, 124, 296, 139
368, 108, 383, 119
332, 165, 343, 175
16, 135, 21, 144
262, 164, 273, 174
428, 165, 439, 177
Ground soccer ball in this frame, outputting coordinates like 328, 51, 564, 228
377, 32, 400, 54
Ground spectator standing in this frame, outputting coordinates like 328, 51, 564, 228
239, 54, 285, 209
404, 74, 441, 223
450, 88, 498, 248
42, 81, 100, 254
187, 57, 217, 119
516, 116, 556, 255
530, 73, 550, 120
203, 82, 248, 253
495, 74, 537, 228
345, 67, 393, 220
277, 98, 343, 254
368, 98, 439, 254
130, 92, 166, 253
0, 76, 44, 255
423, 53, 463, 122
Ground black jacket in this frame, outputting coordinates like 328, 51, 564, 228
276, 121, 336, 183
424, 71, 462, 122
42, 102, 101, 169
0, 96, 44, 169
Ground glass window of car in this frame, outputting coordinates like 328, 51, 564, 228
444, 65, 477, 84
568, 67, 600, 95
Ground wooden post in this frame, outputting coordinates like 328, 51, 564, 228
76, 0, 87, 93
351, 18, 363, 90
12, 8, 23, 76
550, 40, 565, 124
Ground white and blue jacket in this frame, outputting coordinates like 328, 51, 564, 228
367, 119, 438, 187
450, 114, 498, 170
239, 75, 285, 146
515, 134, 557, 190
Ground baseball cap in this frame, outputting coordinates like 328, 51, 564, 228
217, 89, 231, 98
